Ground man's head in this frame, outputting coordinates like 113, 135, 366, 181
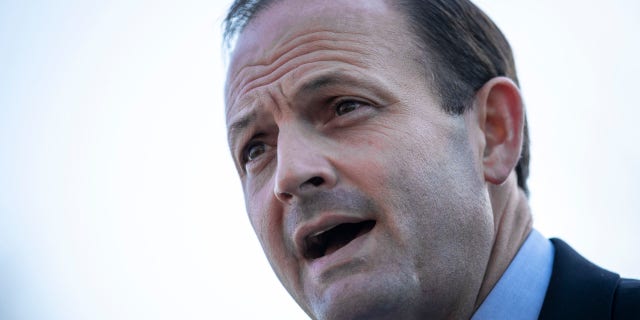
225, 0, 530, 194
224, 0, 531, 319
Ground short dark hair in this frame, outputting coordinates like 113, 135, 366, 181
222, 0, 530, 194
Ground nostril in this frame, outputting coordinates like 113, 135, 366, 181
306, 176, 324, 187
278, 191, 293, 202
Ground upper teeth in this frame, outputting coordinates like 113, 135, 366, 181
310, 225, 336, 238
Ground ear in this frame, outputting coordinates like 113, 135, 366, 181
474, 77, 524, 185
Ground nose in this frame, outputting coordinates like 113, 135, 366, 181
273, 131, 337, 204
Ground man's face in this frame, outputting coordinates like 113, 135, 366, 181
225, 0, 495, 318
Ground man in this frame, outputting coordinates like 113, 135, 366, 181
222, 0, 639, 319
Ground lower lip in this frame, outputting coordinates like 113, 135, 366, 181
306, 228, 375, 279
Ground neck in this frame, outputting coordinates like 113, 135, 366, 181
474, 173, 533, 309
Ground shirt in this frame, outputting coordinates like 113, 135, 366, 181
471, 229, 554, 320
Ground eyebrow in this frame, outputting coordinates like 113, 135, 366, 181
227, 110, 256, 147
295, 72, 361, 100
227, 72, 374, 146
299, 75, 338, 93
227, 74, 344, 139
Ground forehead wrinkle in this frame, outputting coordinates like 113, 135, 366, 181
235, 53, 369, 106
227, 54, 363, 124
226, 86, 287, 150
227, 30, 370, 107
229, 50, 367, 108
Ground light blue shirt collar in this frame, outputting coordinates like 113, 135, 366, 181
471, 229, 554, 320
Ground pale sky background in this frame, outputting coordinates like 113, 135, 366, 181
0, 0, 638, 319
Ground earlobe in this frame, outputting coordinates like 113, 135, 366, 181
476, 77, 524, 185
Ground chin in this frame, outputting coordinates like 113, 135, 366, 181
303, 269, 429, 320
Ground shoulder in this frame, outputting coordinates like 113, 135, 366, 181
539, 238, 640, 320
613, 277, 640, 319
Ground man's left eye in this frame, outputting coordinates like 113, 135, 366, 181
334, 100, 364, 116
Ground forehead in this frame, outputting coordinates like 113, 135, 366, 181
230, 0, 395, 64
224, 0, 415, 114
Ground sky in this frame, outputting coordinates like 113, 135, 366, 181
0, 0, 638, 319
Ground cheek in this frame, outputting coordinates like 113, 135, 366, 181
333, 147, 394, 209
244, 178, 286, 260
383, 143, 494, 298
369, 118, 492, 251
244, 178, 307, 302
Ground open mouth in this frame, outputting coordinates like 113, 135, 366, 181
304, 220, 376, 260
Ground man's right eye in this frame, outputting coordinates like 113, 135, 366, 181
243, 142, 267, 164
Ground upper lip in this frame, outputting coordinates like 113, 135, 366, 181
293, 213, 370, 260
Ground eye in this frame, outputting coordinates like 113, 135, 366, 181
334, 100, 364, 116
242, 142, 267, 164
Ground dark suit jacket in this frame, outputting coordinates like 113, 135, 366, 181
538, 238, 640, 319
